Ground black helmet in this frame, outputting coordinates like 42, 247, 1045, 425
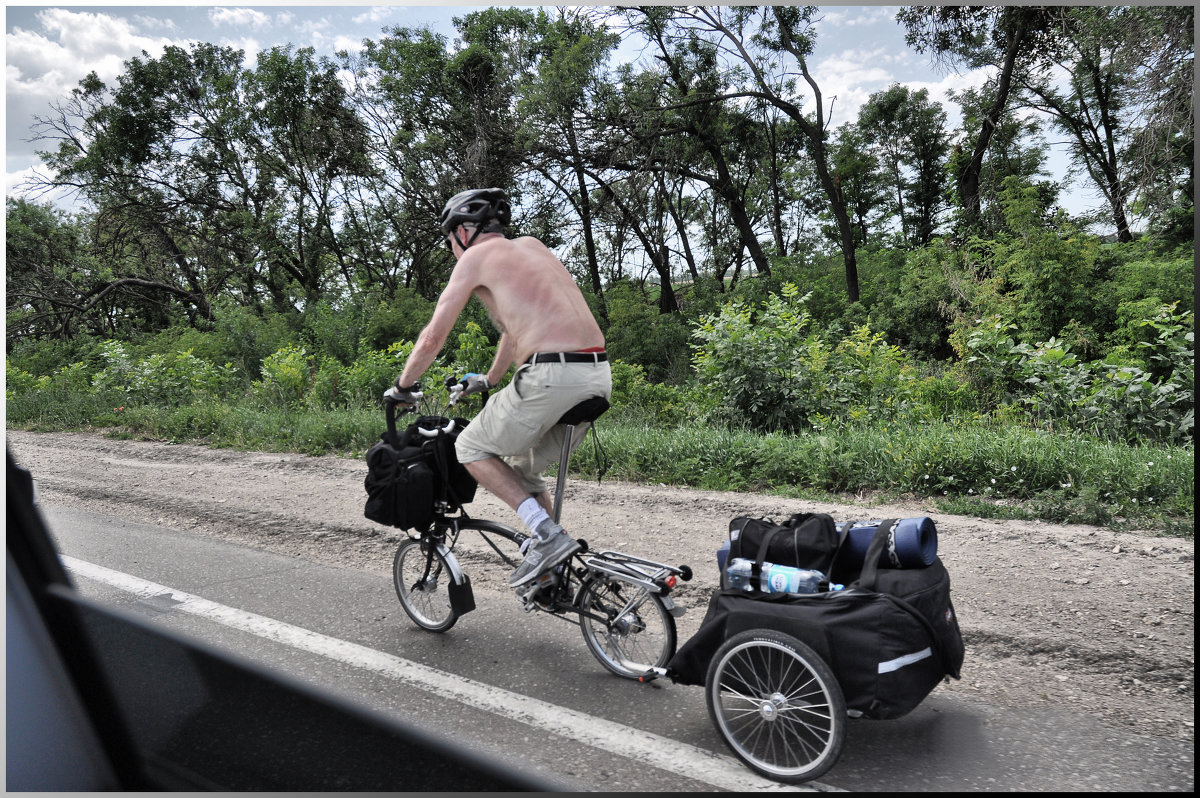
438, 188, 511, 235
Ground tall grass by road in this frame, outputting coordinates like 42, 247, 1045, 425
7, 393, 1192, 536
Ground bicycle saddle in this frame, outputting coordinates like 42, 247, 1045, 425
557, 396, 609, 426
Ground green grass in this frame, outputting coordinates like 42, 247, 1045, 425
7, 394, 1193, 537
571, 417, 1193, 536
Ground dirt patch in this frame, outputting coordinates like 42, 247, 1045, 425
7, 429, 1193, 742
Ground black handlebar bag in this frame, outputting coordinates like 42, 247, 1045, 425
364, 405, 478, 530
669, 519, 965, 720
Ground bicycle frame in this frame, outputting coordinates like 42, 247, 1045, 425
408, 508, 690, 624
387, 385, 692, 679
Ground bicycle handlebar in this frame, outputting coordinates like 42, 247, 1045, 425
384, 394, 461, 440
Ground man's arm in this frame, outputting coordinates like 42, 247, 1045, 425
395, 268, 475, 388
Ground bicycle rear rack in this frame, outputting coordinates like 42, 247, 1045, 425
584, 550, 690, 595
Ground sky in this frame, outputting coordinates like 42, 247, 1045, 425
3, 4, 1090, 215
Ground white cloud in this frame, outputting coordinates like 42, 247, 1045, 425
215, 37, 265, 67
6, 9, 173, 98
5, 8, 186, 201
209, 8, 271, 30
352, 7, 395, 26
331, 35, 368, 56
814, 37, 994, 130
817, 6, 899, 30
814, 48, 900, 127
134, 14, 179, 34
6, 163, 82, 211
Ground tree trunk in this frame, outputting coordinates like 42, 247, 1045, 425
566, 124, 607, 307
960, 9, 1030, 228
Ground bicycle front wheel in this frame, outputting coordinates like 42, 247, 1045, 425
705, 629, 846, 784
393, 538, 458, 632
577, 576, 676, 679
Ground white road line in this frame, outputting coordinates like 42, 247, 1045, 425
62, 556, 824, 793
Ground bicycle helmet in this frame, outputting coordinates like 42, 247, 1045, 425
439, 187, 511, 250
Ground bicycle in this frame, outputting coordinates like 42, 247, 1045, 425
386, 379, 693, 680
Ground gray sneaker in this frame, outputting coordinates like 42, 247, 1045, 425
509, 530, 580, 587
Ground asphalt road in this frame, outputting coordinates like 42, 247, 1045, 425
40, 504, 1194, 792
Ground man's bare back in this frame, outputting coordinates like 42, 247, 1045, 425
401, 232, 603, 384
454, 235, 603, 363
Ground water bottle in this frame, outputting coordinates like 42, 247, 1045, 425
725, 558, 841, 594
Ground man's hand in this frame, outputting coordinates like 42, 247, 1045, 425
448, 373, 490, 405
383, 380, 422, 406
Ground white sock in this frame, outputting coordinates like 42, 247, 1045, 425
517, 497, 552, 538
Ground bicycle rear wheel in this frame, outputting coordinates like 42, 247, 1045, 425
577, 576, 676, 679
393, 538, 458, 632
705, 629, 846, 784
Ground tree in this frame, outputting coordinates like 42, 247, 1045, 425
629, 6, 866, 301
244, 46, 374, 304
514, 8, 621, 308
625, 8, 776, 279
1015, 6, 1193, 242
28, 45, 248, 322
898, 6, 1059, 232
857, 84, 950, 245
948, 82, 1058, 237
344, 26, 461, 300
29, 42, 371, 319
828, 124, 888, 249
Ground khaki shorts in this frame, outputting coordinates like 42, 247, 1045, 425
455, 360, 612, 495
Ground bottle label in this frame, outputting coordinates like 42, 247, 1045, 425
767, 569, 797, 593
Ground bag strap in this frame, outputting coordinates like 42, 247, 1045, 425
427, 427, 470, 508
830, 521, 853, 574
750, 513, 844, 581
880, 589, 960, 678
752, 524, 791, 583
852, 524, 961, 677
857, 519, 900, 592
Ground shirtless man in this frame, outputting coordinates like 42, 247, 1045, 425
386, 188, 612, 589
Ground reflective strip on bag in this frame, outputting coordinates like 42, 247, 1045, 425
877, 647, 933, 674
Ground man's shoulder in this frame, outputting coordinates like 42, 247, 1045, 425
468, 235, 551, 262
498, 234, 550, 253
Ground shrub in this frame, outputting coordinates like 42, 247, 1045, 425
960, 305, 1193, 444
210, 302, 301, 380
92, 341, 234, 407
604, 281, 693, 383
252, 344, 313, 409
607, 359, 696, 426
343, 342, 414, 407
361, 289, 434, 351
5, 359, 48, 400
692, 283, 834, 432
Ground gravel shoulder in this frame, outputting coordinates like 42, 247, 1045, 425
7, 429, 1193, 744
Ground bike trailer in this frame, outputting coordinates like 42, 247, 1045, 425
668, 518, 964, 720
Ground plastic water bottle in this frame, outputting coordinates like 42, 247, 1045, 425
725, 558, 841, 594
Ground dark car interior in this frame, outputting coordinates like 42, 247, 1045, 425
7, 450, 563, 791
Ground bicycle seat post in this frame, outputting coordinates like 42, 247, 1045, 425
552, 429, 574, 525
550, 396, 610, 525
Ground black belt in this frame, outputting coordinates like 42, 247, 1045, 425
526, 351, 608, 365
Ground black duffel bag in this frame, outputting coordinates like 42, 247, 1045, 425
364, 403, 477, 530
670, 519, 965, 720
722, 512, 842, 588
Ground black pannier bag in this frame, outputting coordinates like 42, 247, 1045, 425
670, 518, 965, 720
364, 412, 477, 530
